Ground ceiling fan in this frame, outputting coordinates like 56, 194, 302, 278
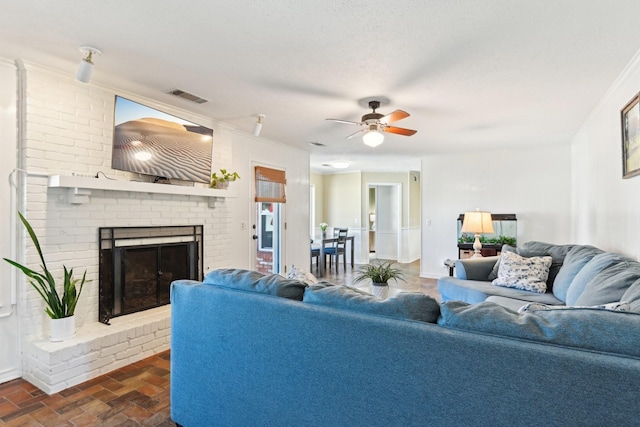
326, 100, 417, 147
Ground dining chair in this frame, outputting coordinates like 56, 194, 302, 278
310, 239, 320, 272
324, 228, 348, 272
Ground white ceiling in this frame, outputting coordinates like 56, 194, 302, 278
2, 1, 640, 173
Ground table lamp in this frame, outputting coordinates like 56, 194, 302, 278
461, 210, 494, 258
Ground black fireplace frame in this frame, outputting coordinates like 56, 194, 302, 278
98, 225, 203, 324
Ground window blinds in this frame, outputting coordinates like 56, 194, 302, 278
255, 166, 286, 203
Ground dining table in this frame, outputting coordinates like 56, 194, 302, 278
312, 235, 355, 277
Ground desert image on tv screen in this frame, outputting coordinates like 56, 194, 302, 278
112, 96, 213, 183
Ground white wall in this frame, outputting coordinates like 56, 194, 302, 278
0, 59, 19, 383
421, 145, 572, 278
230, 132, 310, 273
571, 50, 640, 257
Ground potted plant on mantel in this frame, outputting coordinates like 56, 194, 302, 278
353, 260, 406, 299
209, 169, 240, 189
3, 212, 89, 341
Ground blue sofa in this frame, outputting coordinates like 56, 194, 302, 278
171, 267, 640, 426
438, 241, 640, 311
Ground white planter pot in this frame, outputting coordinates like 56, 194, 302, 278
50, 315, 76, 341
371, 283, 389, 299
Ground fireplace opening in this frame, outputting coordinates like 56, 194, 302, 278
99, 225, 203, 324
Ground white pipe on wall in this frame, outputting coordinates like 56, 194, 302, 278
0, 59, 25, 318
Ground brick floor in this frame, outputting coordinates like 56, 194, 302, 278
0, 351, 174, 427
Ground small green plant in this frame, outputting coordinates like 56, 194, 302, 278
210, 169, 240, 188
3, 212, 89, 319
353, 260, 406, 285
319, 223, 328, 232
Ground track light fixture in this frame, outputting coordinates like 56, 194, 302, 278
253, 114, 265, 136
76, 46, 102, 83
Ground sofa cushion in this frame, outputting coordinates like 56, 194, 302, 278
438, 276, 564, 305
204, 268, 307, 300
574, 261, 640, 306
303, 283, 440, 323
520, 241, 575, 262
438, 300, 640, 358
552, 245, 603, 302
621, 279, 640, 312
565, 253, 631, 305
455, 256, 498, 281
491, 251, 552, 293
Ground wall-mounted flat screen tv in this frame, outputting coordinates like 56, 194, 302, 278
111, 96, 213, 183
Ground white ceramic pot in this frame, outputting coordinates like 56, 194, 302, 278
371, 283, 389, 299
50, 315, 76, 341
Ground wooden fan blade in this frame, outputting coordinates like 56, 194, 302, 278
346, 128, 367, 139
380, 109, 410, 124
326, 118, 362, 125
383, 126, 417, 136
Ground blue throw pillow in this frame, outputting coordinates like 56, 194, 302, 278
552, 245, 603, 302
303, 283, 440, 323
565, 253, 632, 305
204, 268, 307, 301
574, 261, 640, 306
438, 300, 640, 357
621, 279, 640, 313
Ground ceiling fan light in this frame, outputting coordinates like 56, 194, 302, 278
330, 161, 350, 169
363, 130, 384, 147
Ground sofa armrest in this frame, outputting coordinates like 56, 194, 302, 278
454, 256, 499, 281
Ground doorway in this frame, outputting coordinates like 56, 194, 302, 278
254, 202, 282, 274
251, 165, 287, 275
368, 184, 401, 260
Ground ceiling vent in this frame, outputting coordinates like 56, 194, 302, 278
167, 89, 209, 104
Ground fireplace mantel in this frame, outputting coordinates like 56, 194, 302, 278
48, 175, 235, 206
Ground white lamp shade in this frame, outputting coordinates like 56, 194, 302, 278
363, 130, 384, 147
76, 59, 93, 83
461, 211, 494, 234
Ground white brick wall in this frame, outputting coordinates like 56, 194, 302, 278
22, 306, 171, 394
19, 65, 233, 392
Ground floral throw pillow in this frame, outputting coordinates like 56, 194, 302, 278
286, 265, 318, 286
492, 250, 552, 293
